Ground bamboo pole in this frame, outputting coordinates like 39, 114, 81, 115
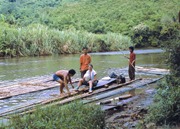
101, 96, 139, 111
99, 94, 133, 105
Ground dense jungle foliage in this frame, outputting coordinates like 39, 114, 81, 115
142, 25, 180, 127
0, 0, 179, 57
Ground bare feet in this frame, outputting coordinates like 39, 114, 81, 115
60, 93, 65, 97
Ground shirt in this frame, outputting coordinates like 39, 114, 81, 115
129, 52, 136, 65
80, 54, 91, 71
84, 69, 97, 81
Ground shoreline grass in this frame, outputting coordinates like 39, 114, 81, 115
0, 101, 105, 129
0, 23, 132, 57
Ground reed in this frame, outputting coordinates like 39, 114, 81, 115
0, 24, 132, 57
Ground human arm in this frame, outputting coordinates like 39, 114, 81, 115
69, 76, 74, 89
92, 74, 97, 82
124, 55, 129, 59
90, 70, 97, 82
64, 76, 71, 95
80, 55, 83, 71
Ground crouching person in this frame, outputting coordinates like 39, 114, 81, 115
75, 64, 98, 93
53, 69, 76, 96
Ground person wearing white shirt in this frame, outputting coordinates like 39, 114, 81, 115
75, 64, 98, 93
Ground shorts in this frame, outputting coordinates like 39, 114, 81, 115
82, 80, 98, 87
81, 70, 87, 78
53, 74, 63, 81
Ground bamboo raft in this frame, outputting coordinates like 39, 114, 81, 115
0, 67, 169, 100
0, 67, 168, 117
0, 79, 142, 117
0, 77, 80, 100
136, 66, 169, 75
0, 77, 162, 117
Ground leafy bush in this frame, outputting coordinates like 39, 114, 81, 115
145, 24, 180, 126
131, 23, 150, 47
2, 101, 105, 129
146, 76, 180, 125
161, 23, 180, 77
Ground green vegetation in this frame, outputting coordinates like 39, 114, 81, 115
0, 0, 179, 57
0, 101, 105, 129
0, 23, 131, 56
143, 23, 180, 126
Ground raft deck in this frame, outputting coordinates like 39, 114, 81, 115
0, 67, 168, 100
0, 77, 161, 117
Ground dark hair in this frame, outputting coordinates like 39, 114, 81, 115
129, 46, 134, 51
82, 47, 88, 50
69, 69, 76, 75
89, 64, 93, 68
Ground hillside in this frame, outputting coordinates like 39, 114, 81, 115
0, 0, 179, 56
1, 0, 179, 34
48, 0, 179, 34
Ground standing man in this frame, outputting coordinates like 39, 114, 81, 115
80, 47, 91, 78
53, 69, 76, 95
128, 46, 136, 81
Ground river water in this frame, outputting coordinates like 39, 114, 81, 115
0, 49, 165, 82
0, 49, 166, 116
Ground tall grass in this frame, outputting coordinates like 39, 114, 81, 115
0, 23, 132, 57
1, 101, 105, 129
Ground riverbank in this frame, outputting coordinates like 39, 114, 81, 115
105, 83, 157, 128
105, 83, 180, 129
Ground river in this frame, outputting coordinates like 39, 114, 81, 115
0, 49, 165, 83
0, 49, 166, 116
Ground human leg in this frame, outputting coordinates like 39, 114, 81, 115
88, 80, 98, 93
56, 80, 65, 94
128, 65, 132, 81
129, 65, 135, 80
75, 79, 83, 91
88, 81, 93, 93
131, 65, 135, 80
54, 75, 65, 94
60, 83, 65, 94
